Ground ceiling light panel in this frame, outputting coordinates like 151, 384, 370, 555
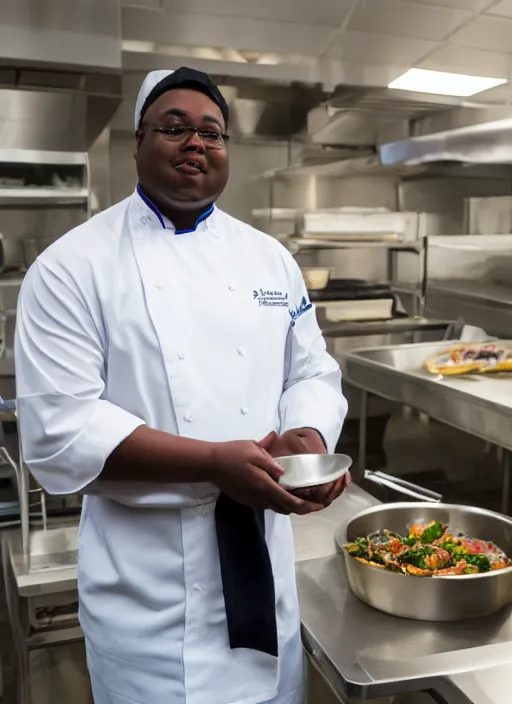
389, 68, 507, 97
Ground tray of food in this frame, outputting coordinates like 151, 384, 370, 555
336, 502, 512, 621
424, 341, 512, 376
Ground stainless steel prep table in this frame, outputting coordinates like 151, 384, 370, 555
296, 482, 512, 703
344, 340, 512, 510
297, 554, 512, 703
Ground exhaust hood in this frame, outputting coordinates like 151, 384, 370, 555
380, 107, 512, 166
307, 86, 461, 148
0, 0, 123, 149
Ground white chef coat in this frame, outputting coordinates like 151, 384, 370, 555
15, 189, 347, 704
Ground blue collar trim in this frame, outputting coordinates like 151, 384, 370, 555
136, 184, 214, 234
175, 204, 215, 234
136, 184, 165, 228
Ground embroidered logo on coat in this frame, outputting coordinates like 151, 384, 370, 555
253, 288, 289, 307
289, 296, 312, 326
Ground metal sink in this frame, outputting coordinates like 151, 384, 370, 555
4, 525, 78, 596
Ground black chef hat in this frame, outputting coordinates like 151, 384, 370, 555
137, 66, 229, 129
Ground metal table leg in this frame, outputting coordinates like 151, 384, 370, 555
358, 390, 368, 480
17, 649, 29, 704
502, 450, 511, 516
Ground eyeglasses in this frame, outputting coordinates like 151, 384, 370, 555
147, 125, 229, 149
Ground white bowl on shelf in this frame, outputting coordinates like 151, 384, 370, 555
301, 267, 332, 290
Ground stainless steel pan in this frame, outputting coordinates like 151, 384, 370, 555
336, 502, 512, 621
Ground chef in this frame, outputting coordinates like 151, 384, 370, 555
14, 67, 348, 704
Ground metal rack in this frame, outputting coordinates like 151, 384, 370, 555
0, 400, 47, 557
287, 234, 428, 317
0, 149, 90, 212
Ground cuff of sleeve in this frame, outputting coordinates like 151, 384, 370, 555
303, 427, 328, 450
20, 397, 145, 495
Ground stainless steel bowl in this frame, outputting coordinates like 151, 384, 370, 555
336, 502, 512, 621
276, 454, 352, 490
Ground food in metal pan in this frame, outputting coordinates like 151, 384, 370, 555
424, 342, 512, 376
344, 520, 511, 577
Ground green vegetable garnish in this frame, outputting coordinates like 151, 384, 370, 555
420, 521, 446, 544
371, 552, 386, 566
345, 538, 370, 560
462, 554, 491, 573
437, 540, 457, 554
401, 546, 434, 570
403, 537, 417, 547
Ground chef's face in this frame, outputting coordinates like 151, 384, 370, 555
135, 88, 229, 211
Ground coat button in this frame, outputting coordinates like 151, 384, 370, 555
155, 280, 164, 289
237, 347, 246, 356
178, 352, 185, 360
240, 407, 249, 415
184, 413, 194, 422
228, 284, 236, 291
193, 584, 205, 592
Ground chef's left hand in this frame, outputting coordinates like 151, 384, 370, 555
259, 428, 350, 508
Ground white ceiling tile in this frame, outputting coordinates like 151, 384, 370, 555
164, 0, 353, 26
472, 83, 512, 102
326, 31, 438, 65
122, 7, 331, 55
420, 45, 510, 77
349, 0, 473, 41
323, 58, 413, 88
487, 0, 512, 18
452, 14, 512, 53
403, 0, 488, 10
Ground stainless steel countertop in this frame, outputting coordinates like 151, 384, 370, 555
298, 554, 512, 702
345, 340, 512, 453
295, 485, 512, 703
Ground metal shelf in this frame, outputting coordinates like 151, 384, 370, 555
290, 237, 421, 253
261, 155, 428, 180
0, 149, 88, 166
0, 276, 24, 287
321, 317, 456, 339
0, 188, 88, 207
428, 234, 512, 251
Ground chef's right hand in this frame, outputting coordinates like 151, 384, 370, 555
210, 437, 323, 515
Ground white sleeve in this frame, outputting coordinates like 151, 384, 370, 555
15, 259, 145, 495
279, 262, 347, 452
